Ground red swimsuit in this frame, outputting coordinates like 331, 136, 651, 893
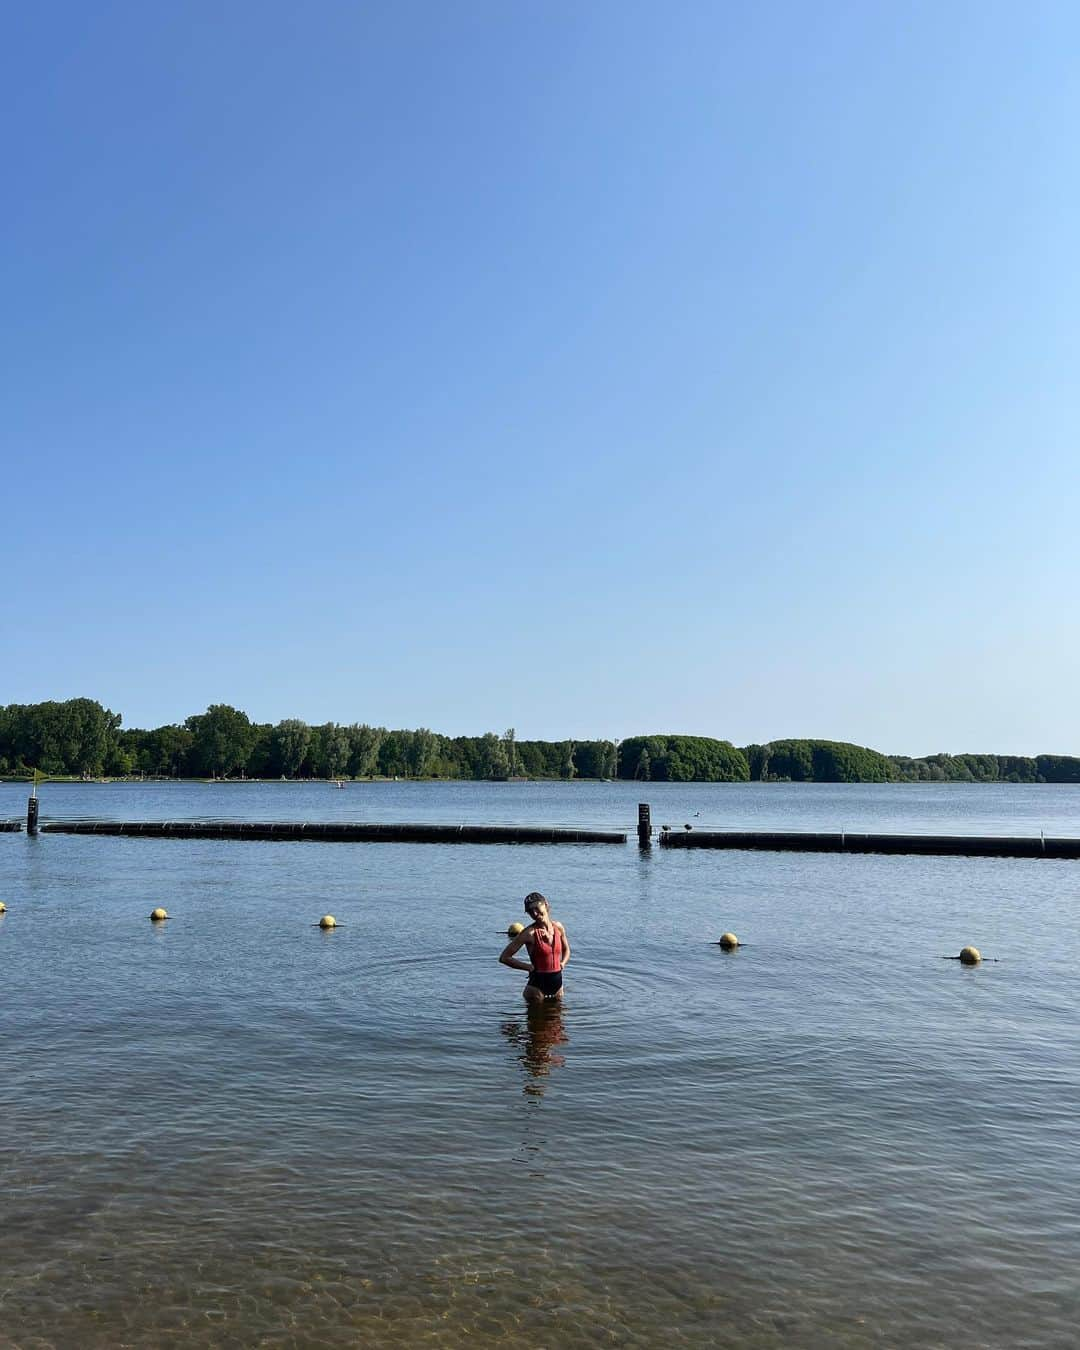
529, 924, 564, 973
527, 924, 565, 997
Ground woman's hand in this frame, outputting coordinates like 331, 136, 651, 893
499, 927, 534, 972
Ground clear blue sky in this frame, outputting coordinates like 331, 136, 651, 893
3, 1, 1078, 753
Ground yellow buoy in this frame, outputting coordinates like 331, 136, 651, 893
319, 914, 337, 929
959, 945, 981, 965
718, 932, 739, 951
150, 907, 169, 922
0, 901, 7, 914
507, 921, 525, 938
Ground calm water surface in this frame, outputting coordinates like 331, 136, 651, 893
2, 782, 1079, 1348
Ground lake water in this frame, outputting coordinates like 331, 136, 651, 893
2, 781, 1079, 1348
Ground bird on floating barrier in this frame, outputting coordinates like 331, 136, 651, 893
684, 824, 693, 832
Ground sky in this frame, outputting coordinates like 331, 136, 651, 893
3, 1, 1078, 754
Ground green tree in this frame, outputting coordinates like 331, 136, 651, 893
64, 698, 122, 775
479, 731, 510, 779
617, 735, 748, 782
516, 740, 565, 777
663, 736, 749, 782
570, 740, 616, 779
1033, 755, 1072, 782
246, 724, 276, 777
347, 724, 384, 777
378, 731, 411, 778
0, 699, 121, 776
744, 744, 768, 780
184, 705, 255, 778
132, 724, 193, 776
274, 719, 311, 778
319, 723, 350, 779
808, 741, 893, 783
763, 740, 814, 781
408, 728, 440, 777
106, 741, 136, 775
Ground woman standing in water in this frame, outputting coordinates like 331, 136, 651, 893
499, 892, 570, 1002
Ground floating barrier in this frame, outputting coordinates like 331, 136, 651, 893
658, 830, 1080, 859
0, 821, 23, 832
13, 816, 1080, 857
38, 820, 627, 844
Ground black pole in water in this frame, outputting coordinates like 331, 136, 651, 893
27, 795, 39, 835
638, 802, 651, 849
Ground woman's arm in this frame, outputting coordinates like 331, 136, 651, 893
499, 927, 534, 972
557, 922, 570, 968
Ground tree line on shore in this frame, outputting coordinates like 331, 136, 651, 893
2, 699, 1080, 785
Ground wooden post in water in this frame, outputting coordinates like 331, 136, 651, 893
27, 790, 39, 836
638, 802, 651, 849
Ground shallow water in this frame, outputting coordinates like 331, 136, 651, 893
2, 782, 1079, 1347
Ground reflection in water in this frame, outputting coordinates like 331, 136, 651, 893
501, 1002, 568, 1101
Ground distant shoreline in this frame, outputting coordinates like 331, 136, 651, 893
4, 701, 1079, 785
2, 775, 1076, 788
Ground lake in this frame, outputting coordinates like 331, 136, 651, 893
1, 781, 1078, 1347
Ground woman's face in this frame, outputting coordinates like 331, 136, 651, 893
524, 898, 548, 923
